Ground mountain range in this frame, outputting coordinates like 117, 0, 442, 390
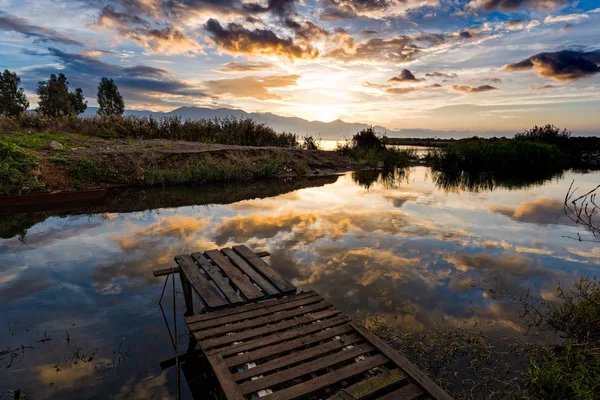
83, 106, 491, 139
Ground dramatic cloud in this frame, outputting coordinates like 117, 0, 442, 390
320, 0, 439, 20
504, 50, 600, 82
328, 34, 444, 63
385, 87, 420, 95
466, 0, 568, 12
204, 19, 318, 59
426, 72, 458, 79
530, 84, 556, 90
243, 0, 298, 18
216, 61, 276, 73
90, 6, 202, 55
122, 26, 203, 55
27, 48, 206, 104
204, 74, 300, 100
450, 84, 498, 93
388, 69, 425, 83
544, 13, 589, 24
489, 198, 570, 225
0, 11, 83, 46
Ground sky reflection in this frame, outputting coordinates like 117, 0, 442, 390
1, 167, 599, 398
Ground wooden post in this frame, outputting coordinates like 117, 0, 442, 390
179, 270, 194, 316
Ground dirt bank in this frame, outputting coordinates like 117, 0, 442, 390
3, 133, 355, 193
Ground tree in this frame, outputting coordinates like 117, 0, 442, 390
97, 77, 124, 116
0, 69, 29, 116
36, 73, 87, 117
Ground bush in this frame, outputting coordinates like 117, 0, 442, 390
429, 138, 565, 173
351, 127, 384, 150
301, 135, 321, 150
337, 127, 414, 168
0, 113, 299, 148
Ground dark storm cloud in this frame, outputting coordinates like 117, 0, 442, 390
504, 50, 600, 82
0, 11, 83, 46
450, 84, 498, 93
466, 0, 568, 11
388, 69, 425, 83
93, 5, 151, 29
122, 65, 170, 77
243, 0, 297, 17
361, 29, 379, 35
204, 18, 318, 59
459, 31, 472, 39
25, 47, 206, 101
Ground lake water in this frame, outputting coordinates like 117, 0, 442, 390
1, 167, 599, 399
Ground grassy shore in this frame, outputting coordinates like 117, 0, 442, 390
362, 276, 600, 400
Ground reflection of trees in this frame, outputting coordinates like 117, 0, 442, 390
351, 168, 411, 190
432, 169, 564, 192
564, 181, 600, 241
0, 175, 338, 243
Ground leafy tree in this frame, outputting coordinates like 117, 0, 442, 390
97, 77, 125, 116
36, 73, 87, 117
0, 69, 29, 116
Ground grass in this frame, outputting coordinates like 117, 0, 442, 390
0, 140, 44, 194
144, 157, 282, 186
362, 276, 600, 400
0, 131, 80, 151
0, 113, 299, 148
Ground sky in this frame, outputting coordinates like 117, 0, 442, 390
0, 0, 599, 134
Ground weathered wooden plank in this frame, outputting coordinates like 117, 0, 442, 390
205, 249, 264, 300
192, 300, 332, 340
206, 354, 245, 400
187, 292, 322, 331
338, 369, 408, 399
198, 308, 342, 351
185, 291, 317, 325
328, 391, 356, 400
191, 252, 244, 305
222, 248, 280, 296
225, 324, 355, 368
377, 383, 423, 400
350, 324, 453, 400
240, 343, 375, 395
260, 354, 389, 400
234, 333, 364, 382
208, 315, 351, 357
153, 251, 270, 277
175, 255, 228, 309
153, 266, 180, 277
233, 245, 296, 294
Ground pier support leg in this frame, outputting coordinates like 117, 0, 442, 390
179, 271, 194, 316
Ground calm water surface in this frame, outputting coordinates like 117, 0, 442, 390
1, 167, 599, 399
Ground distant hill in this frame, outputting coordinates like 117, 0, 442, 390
83, 106, 487, 139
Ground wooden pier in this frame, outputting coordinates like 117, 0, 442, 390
157, 245, 453, 400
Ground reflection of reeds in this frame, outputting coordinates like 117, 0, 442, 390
351, 168, 412, 190
564, 181, 600, 241
431, 169, 564, 192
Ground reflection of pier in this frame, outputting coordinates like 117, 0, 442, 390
156, 245, 453, 400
